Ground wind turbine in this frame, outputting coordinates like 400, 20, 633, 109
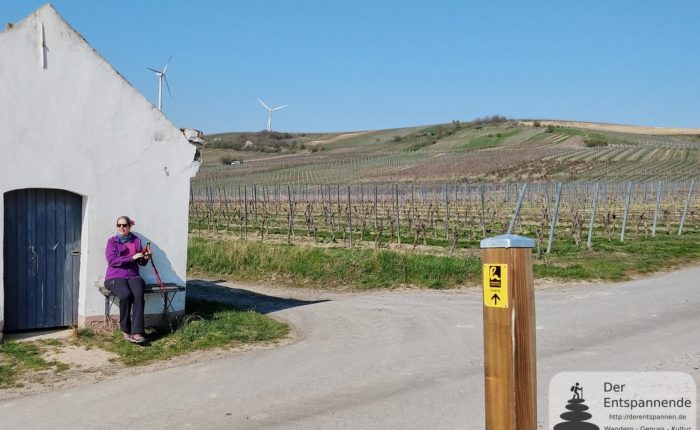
147, 56, 172, 111
258, 98, 288, 132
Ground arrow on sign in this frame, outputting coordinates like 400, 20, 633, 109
491, 293, 501, 305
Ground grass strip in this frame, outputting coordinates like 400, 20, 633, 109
0, 341, 63, 388
188, 232, 700, 288
188, 237, 481, 289
73, 297, 289, 367
534, 233, 700, 281
457, 129, 521, 150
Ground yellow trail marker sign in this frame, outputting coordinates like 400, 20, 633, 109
483, 264, 508, 308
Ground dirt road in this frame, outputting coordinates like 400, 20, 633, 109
1, 266, 699, 429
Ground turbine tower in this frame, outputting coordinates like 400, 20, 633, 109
147, 56, 172, 111
258, 98, 288, 132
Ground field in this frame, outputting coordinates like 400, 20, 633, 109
189, 180, 698, 255
190, 120, 698, 255
194, 121, 699, 189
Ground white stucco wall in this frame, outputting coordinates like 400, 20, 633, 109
0, 5, 198, 329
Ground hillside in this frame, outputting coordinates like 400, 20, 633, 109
196, 120, 700, 186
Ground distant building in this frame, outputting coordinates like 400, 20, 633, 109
0, 5, 200, 338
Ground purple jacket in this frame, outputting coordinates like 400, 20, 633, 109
104, 235, 147, 281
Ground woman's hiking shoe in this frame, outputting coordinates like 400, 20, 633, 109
123, 333, 146, 344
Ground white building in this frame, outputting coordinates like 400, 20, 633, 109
0, 5, 199, 338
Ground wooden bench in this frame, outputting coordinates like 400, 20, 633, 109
98, 283, 186, 325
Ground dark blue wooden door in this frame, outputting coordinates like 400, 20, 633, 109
3, 189, 82, 331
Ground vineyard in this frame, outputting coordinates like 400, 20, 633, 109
189, 180, 698, 253
190, 121, 699, 253
195, 123, 700, 186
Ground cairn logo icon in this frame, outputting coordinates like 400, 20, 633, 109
553, 382, 599, 429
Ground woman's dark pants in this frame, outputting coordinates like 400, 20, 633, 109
105, 277, 146, 335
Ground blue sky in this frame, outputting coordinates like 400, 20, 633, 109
3, 1, 699, 133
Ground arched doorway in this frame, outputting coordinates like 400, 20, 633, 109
3, 189, 82, 331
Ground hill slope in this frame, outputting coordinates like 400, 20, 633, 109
197, 120, 700, 186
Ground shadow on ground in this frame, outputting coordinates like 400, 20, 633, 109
186, 279, 329, 314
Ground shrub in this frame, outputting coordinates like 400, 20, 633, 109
473, 115, 508, 125
585, 139, 608, 147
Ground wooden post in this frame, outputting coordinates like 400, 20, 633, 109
546, 182, 562, 254
620, 181, 632, 242
444, 184, 450, 240
652, 181, 663, 238
395, 184, 401, 244
348, 185, 353, 247
678, 179, 695, 236
287, 184, 292, 244
243, 186, 248, 239
360, 184, 364, 216
206, 186, 213, 231
481, 234, 537, 430
253, 184, 258, 227
337, 184, 341, 218
222, 187, 230, 231
374, 184, 378, 231
586, 183, 600, 249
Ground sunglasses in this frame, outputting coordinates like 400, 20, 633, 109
117, 223, 130, 228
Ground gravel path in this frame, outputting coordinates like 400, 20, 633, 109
1, 266, 699, 429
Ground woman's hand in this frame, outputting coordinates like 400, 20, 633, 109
132, 253, 144, 260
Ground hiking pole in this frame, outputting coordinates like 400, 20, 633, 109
144, 243, 174, 332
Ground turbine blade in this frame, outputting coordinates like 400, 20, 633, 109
163, 55, 172, 73
147, 67, 161, 73
163, 74, 172, 97
272, 105, 288, 111
258, 98, 271, 110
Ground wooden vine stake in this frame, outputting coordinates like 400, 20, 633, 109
481, 234, 536, 430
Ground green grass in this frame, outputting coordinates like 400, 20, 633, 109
0, 341, 65, 388
73, 298, 289, 367
1, 298, 288, 387
555, 127, 627, 146
188, 231, 700, 288
188, 237, 481, 289
456, 129, 521, 150
533, 233, 700, 281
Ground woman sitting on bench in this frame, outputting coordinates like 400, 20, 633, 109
104, 215, 151, 344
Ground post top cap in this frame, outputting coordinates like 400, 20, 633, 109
480, 234, 536, 249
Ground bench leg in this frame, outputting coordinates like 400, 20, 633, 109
104, 296, 117, 322
159, 292, 178, 332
